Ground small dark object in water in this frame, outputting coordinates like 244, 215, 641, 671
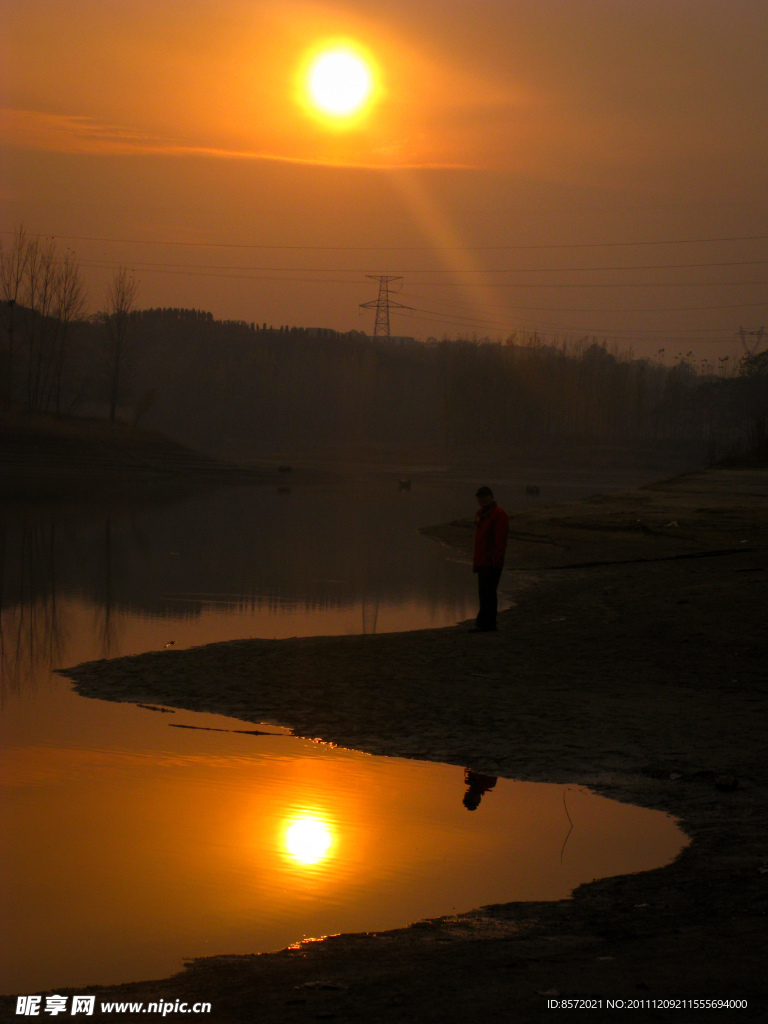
714, 775, 739, 791
278, 465, 292, 473
525, 484, 540, 496
399, 478, 411, 490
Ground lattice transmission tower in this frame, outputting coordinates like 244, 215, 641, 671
738, 326, 765, 355
360, 275, 410, 339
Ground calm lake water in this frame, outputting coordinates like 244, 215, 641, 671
1, 461, 693, 995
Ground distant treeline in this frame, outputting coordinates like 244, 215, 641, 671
1, 229, 765, 456
132, 306, 366, 338
4, 301, 766, 457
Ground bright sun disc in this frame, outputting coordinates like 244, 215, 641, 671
308, 50, 372, 116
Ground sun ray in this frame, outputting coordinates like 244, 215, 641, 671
389, 170, 501, 335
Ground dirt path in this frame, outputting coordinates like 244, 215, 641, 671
3, 468, 766, 1023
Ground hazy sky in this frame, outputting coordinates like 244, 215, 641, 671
2, 0, 767, 360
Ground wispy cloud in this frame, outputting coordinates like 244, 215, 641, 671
0, 108, 167, 155
0, 108, 475, 171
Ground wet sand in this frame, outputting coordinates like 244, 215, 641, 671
3, 467, 767, 1022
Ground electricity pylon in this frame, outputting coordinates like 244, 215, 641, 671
360, 275, 410, 339
738, 326, 765, 355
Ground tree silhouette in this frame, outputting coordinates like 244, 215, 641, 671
104, 266, 138, 422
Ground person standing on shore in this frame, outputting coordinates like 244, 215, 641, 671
471, 486, 508, 632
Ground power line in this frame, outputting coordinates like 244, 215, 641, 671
376, 279, 768, 290
10, 229, 763, 342
40, 253, 768, 274
397, 288, 768, 315
40, 253, 768, 293
62, 259, 364, 284
5, 228, 768, 252
56, 257, 768, 292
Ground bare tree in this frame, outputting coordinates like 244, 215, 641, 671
104, 266, 138, 421
0, 226, 31, 409
23, 237, 59, 410
1, 231, 89, 413
51, 251, 88, 414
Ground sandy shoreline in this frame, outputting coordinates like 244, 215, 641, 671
3, 467, 767, 1022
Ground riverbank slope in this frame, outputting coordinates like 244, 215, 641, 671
0, 411, 274, 500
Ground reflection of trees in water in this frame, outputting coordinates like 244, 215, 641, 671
0, 511, 122, 696
361, 541, 382, 635
0, 485, 475, 690
0, 516, 68, 699
96, 516, 116, 661
0, 596, 68, 699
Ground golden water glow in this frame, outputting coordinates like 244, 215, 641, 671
283, 814, 335, 866
1, 666, 688, 995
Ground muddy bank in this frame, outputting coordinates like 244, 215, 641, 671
2, 468, 767, 1022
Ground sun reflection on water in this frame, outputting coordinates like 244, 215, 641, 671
283, 814, 335, 867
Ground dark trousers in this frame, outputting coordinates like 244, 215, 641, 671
476, 565, 503, 630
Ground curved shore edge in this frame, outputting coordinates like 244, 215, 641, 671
3, 467, 767, 1022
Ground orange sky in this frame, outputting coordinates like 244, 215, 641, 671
2, 0, 767, 358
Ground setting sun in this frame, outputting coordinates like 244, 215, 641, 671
299, 41, 379, 127
309, 51, 371, 115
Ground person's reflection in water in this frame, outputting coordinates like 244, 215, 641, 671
463, 769, 498, 811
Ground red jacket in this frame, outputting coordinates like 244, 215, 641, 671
473, 502, 508, 570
